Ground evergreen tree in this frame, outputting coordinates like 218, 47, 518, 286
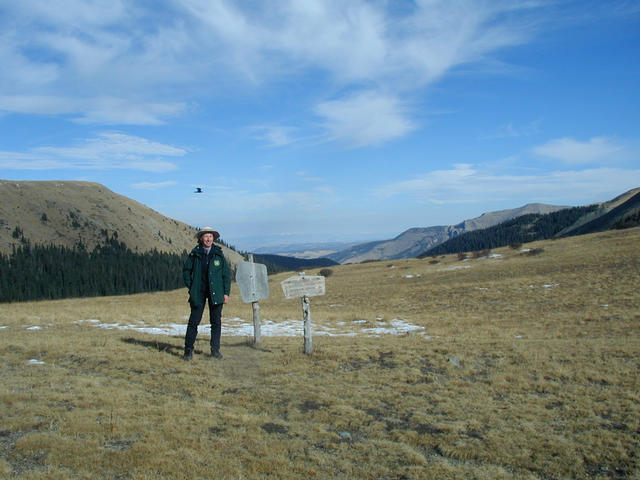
0, 238, 188, 303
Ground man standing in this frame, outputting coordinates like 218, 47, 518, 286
182, 227, 231, 361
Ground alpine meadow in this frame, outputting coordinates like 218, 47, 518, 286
1, 227, 639, 479
3, 2, 640, 478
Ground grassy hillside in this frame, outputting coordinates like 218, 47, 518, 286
559, 191, 640, 237
419, 205, 599, 257
0, 180, 195, 254
1, 227, 639, 479
0, 179, 244, 267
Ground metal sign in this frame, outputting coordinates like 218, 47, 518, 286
235, 261, 269, 303
281, 274, 325, 300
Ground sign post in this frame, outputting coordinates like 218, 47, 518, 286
302, 294, 311, 354
235, 255, 269, 346
281, 273, 326, 355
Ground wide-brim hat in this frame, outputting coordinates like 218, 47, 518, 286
196, 226, 220, 240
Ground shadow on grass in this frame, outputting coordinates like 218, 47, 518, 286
225, 340, 273, 353
121, 337, 272, 356
121, 337, 184, 358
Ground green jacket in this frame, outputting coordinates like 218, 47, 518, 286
182, 244, 231, 308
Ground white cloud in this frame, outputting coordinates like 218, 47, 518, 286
479, 120, 542, 140
0, 0, 545, 138
132, 181, 177, 190
0, 132, 183, 172
315, 91, 416, 147
0, 95, 187, 125
296, 171, 323, 182
0, 152, 73, 170
249, 125, 299, 147
533, 137, 624, 164
376, 163, 640, 205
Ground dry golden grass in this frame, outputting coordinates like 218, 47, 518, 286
1, 228, 639, 479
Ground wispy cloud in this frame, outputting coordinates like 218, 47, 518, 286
376, 163, 640, 204
132, 181, 177, 190
315, 91, 416, 147
533, 136, 624, 164
0, 132, 183, 172
296, 171, 323, 182
479, 120, 542, 140
0, 0, 547, 143
248, 125, 300, 147
0, 95, 188, 125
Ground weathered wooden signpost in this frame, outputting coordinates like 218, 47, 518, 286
280, 273, 326, 355
235, 255, 269, 347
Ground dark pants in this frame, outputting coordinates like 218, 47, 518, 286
185, 296, 223, 353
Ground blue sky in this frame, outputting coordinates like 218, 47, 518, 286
1, 0, 639, 251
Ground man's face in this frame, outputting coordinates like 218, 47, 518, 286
201, 233, 214, 248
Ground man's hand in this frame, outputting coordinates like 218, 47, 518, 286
223, 295, 230, 304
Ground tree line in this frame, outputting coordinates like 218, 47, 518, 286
0, 236, 187, 303
419, 205, 600, 257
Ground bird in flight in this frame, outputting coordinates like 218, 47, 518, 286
194, 187, 203, 193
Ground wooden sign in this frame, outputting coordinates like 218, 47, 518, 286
281, 274, 326, 354
280, 275, 325, 300
236, 261, 269, 303
235, 257, 269, 347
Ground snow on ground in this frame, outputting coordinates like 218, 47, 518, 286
71, 317, 427, 338
438, 265, 471, 272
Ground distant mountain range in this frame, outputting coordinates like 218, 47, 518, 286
250, 253, 339, 274
418, 188, 640, 257
325, 203, 570, 264
3, 179, 637, 272
252, 240, 359, 259
288, 189, 638, 264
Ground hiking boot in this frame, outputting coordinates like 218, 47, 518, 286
183, 349, 193, 361
211, 350, 223, 359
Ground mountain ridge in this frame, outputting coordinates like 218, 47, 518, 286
327, 203, 570, 264
0, 179, 244, 267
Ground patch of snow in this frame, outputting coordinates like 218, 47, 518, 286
27, 359, 45, 365
329, 304, 343, 307
488, 254, 503, 258
80, 317, 428, 338
0, 326, 8, 330
360, 318, 425, 336
26, 326, 42, 330
438, 265, 471, 272
543, 283, 560, 288
515, 335, 523, 339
